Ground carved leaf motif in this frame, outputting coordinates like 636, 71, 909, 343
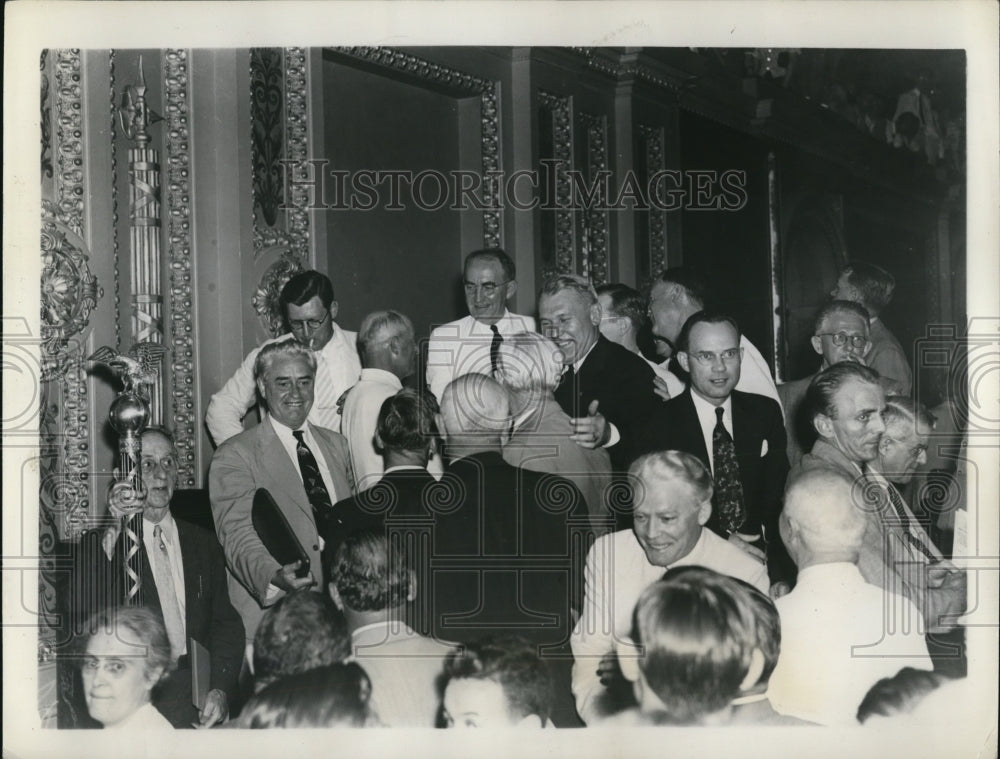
251, 48, 285, 228
252, 253, 304, 338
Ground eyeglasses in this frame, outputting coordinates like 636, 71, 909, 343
140, 456, 176, 474
464, 282, 506, 297
816, 332, 868, 349
288, 312, 330, 333
884, 436, 928, 459
687, 348, 741, 365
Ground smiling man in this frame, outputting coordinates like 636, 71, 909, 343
540, 274, 658, 473
426, 248, 535, 402
570, 450, 769, 724
636, 312, 789, 580
206, 270, 361, 446
210, 340, 354, 644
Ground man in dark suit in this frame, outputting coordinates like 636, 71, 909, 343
73, 426, 244, 728
638, 311, 789, 584
210, 340, 354, 646
325, 388, 443, 557
539, 274, 659, 474
433, 373, 592, 727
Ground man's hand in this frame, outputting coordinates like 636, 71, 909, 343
270, 560, 314, 593
652, 375, 672, 402
597, 652, 625, 688
194, 689, 228, 728
108, 480, 146, 520
570, 400, 611, 449
727, 533, 767, 564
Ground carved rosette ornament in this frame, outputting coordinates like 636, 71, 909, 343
252, 252, 305, 338
41, 200, 103, 381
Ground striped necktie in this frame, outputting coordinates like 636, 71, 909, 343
151, 524, 186, 660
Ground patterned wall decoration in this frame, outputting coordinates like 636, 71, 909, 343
328, 46, 503, 248
252, 251, 304, 338
250, 48, 285, 229
163, 49, 197, 488
283, 47, 311, 258
53, 50, 86, 236
538, 90, 575, 277
110, 49, 122, 351
638, 124, 667, 277
41, 51, 53, 179
579, 111, 609, 285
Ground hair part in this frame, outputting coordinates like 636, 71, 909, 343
252, 589, 350, 691
279, 270, 335, 311
652, 267, 711, 310
813, 300, 872, 334
539, 273, 599, 307
676, 310, 742, 354
376, 388, 439, 453
882, 395, 936, 432
356, 310, 414, 366
843, 261, 896, 313
81, 606, 175, 686
254, 338, 317, 393
330, 528, 410, 612
629, 450, 715, 506
240, 662, 375, 728
596, 283, 647, 331
465, 248, 516, 281
442, 635, 553, 723
803, 361, 882, 422
494, 331, 563, 394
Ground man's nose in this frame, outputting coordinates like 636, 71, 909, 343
871, 414, 886, 435
917, 448, 928, 466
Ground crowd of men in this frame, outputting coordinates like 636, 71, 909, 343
72, 249, 968, 730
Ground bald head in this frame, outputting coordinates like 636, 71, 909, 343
781, 470, 867, 568
439, 373, 511, 440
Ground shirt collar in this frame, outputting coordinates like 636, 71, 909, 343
383, 465, 426, 474
689, 388, 733, 421
571, 338, 599, 373
358, 367, 404, 388
143, 511, 177, 542
469, 309, 513, 332
269, 415, 309, 439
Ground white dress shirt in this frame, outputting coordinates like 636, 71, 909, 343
104, 701, 174, 731
426, 310, 536, 402
205, 325, 361, 445
661, 335, 781, 409
341, 368, 403, 490
689, 391, 733, 474
141, 513, 186, 656
768, 562, 933, 726
570, 526, 770, 723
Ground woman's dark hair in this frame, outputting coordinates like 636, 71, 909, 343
239, 663, 376, 728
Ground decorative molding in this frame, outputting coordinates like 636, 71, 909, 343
53, 49, 85, 236
329, 47, 503, 248
163, 49, 197, 488
40, 199, 102, 382
538, 90, 575, 276
41, 50, 53, 179
110, 49, 122, 350
283, 47, 311, 257
60, 354, 91, 538
638, 124, 667, 276
250, 48, 285, 230
579, 111, 609, 285
252, 251, 305, 338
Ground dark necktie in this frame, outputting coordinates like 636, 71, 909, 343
712, 406, 746, 534
885, 481, 937, 562
490, 323, 503, 375
292, 430, 334, 516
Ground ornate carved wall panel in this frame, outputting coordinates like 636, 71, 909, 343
578, 111, 609, 285
163, 49, 197, 487
538, 89, 575, 277
637, 124, 667, 278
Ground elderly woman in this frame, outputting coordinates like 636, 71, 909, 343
494, 330, 613, 533
80, 607, 175, 730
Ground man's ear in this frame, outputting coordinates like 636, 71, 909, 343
589, 302, 602, 328
328, 582, 344, 611
328, 301, 340, 321
697, 498, 712, 526
256, 379, 267, 402
810, 335, 824, 356
677, 351, 691, 374
813, 413, 834, 439
504, 280, 517, 302
861, 339, 873, 359
373, 430, 385, 455
434, 413, 448, 443
739, 648, 767, 692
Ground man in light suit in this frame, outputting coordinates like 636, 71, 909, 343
426, 248, 535, 403
637, 312, 789, 582
210, 340, 354, 644
73, 426, 245, 728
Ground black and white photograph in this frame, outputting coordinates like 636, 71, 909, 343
4, 2, 998, 758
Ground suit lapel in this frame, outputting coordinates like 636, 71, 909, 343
730, 392, 757, 458
312, 428, 352, 500
680, 387, 712, 467
256, 419, 313, 522
175, 519, 200, 630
